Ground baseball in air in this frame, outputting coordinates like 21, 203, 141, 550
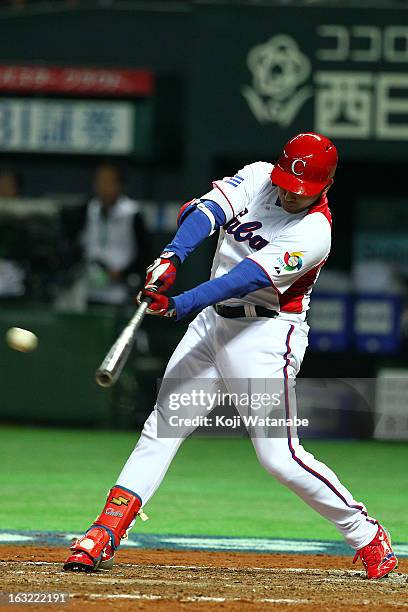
6, 327, 38, 353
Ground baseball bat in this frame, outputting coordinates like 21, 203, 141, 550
95, 300, 149, 388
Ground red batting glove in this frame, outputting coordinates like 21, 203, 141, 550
137, 289, 176, 318
144, 252, 180, 294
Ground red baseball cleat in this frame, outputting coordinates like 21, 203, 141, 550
63, 485, 142, 572
63, 527, 113, 572
353, 525, 398, 580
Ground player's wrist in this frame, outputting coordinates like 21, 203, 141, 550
168, 296, 176, 314
160, 251, 181, 267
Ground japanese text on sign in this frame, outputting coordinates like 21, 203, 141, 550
0, 99, 134, 154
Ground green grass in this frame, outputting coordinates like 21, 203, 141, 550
1, 426, 407, 542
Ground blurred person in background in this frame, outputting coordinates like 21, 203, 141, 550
81, 163, 149, 305
57, 163, 149, 308
0, 168, 21, 198
0, 168, 25, 298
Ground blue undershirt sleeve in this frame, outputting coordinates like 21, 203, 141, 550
164, 200, 226, 263
171, 258, 271, 320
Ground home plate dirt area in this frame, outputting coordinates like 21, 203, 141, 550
1, 547, 407, 611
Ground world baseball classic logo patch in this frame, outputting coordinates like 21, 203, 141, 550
283, 251, 303, 271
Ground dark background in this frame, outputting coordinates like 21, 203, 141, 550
0, 0, 407, 431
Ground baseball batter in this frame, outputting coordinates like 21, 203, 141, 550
64, 133, 397, 580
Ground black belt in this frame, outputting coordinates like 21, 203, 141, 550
214, 304, 279, 319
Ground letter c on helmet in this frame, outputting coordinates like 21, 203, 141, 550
291, 159, 306, 176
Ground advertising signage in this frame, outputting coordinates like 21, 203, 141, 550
191, 5, 408, 161
0, 98, 136, 155
0, 65, 154, 97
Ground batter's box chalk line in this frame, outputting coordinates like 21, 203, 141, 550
2, 561, 408, 584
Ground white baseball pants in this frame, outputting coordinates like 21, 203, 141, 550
117, 306, 377, 550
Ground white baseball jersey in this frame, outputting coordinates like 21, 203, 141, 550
201, 162, 332, 314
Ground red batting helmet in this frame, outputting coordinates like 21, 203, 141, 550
271, 132, 338, 197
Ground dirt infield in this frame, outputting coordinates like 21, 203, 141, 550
1, 546, 407, 611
